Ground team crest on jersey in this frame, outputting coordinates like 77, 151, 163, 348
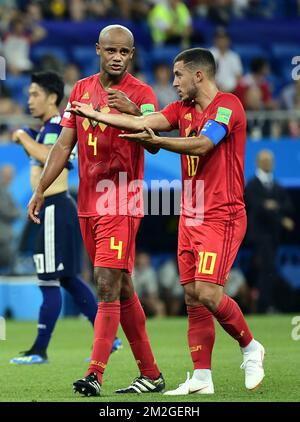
82, 104, 111, 131
189, 128, 199, 137
97, 105, 110, 131
185, 126, 199, 137
90, 105, 100, 128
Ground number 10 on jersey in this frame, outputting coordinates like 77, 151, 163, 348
88, 133, 97, 156
186, 155, 200, 177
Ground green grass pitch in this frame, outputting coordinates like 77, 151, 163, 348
1, 315, 299, 402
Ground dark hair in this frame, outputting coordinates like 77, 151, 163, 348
250, 57, 268, 74
174, 48, 216, 79
31, 71, 64, 106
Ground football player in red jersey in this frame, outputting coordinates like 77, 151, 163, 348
28, 25, 165, 396
67, 48, 265, 395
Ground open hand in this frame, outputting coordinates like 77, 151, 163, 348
12, 129, 24, 143
119, 127, 159, 144
27, 189, 44, 224
65, 101, 97, 120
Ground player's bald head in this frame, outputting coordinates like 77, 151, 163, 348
98, 25, 134, 48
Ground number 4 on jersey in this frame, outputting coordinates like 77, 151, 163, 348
88, 133, 97, 156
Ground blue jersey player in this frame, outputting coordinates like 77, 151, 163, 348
10, 71, 122, 364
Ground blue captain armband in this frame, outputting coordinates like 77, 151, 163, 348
200, 119, 227, 145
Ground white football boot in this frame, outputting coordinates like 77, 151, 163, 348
240, 341, 265, 390
164, 372, 214, 395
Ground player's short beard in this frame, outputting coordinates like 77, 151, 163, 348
187, 82, 198, 102
109, 69, 124, 76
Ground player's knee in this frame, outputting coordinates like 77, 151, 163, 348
120, 273, 134, 300
120, 284, 134, 300
198, 295, 216, 311
197, 285, 222, 312
94, 267, 122, 301
184, 284, 199, 306
97, 278, 113, 301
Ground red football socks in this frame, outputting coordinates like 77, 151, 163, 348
213, 294, 253, 347
87, 301, 120, 383
187, 305, 215, 369
120, 292, 160, 380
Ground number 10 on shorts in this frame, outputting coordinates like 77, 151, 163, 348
110, 237, 123, 259
198, 251, 217, 275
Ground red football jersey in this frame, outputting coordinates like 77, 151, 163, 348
161, 92, 247, 221
61, 72, 158, 217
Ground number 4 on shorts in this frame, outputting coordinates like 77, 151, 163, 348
110, 237, 123, 259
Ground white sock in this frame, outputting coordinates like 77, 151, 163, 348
241, 339, 259, 354
192, 369, 212, 383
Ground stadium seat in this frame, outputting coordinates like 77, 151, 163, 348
233, 44, 267, 71
150, 46, 181, 69
4, 74, 31, 106
271, 43, 300, 61
280, 64, 296, 84
71, 46, 97, 66
270, 44, 300, 79
266, 74, 283, 96
31, 46, 69, 64
151, 253, 175, 270
0, 282, 8, 317
233, 248, 253, 274
80, 61, 99, 77
71, 46, 99, 76
277, 246, 300, 290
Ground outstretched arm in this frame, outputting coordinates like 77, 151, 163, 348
66, 101, 172, 132
120, 128, 214, 156
105, 89, 159, 154
28, 127, 77, 223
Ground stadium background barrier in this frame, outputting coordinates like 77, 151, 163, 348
1, 242, 300, 320
0, 277, 78, 320
1, 138, 300, 214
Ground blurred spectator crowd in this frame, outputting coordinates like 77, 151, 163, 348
1, 1, 300, 23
